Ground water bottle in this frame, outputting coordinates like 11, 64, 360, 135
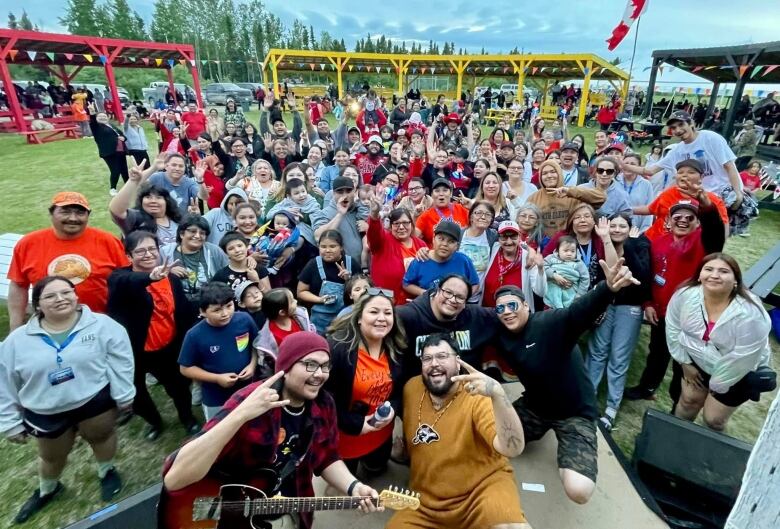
367, 401, 393, 427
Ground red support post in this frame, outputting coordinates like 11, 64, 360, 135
190, 64, 204, 109
101, 46, 124, 123
0, 58, 27, 133
167, 67, 176, 108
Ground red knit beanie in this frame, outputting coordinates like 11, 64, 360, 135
274, 332, 330, 373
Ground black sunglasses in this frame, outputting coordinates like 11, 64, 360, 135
596, 168, 616, 175
367, 287, 394, 300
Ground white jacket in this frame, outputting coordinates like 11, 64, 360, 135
0, 306, 135, 437
477, 242, 547, 307
665, 286, 771, 394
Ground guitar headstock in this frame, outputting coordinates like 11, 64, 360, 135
378, 486, 421, 511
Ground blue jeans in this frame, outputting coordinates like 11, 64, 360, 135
586, 304, 644, 416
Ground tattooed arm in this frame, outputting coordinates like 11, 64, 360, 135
487, 379, 526, 458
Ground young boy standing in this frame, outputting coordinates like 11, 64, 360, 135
213, 232, 270, 292
178, 282, 259, 420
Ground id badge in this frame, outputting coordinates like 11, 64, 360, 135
48, 367, 75, 386
654, 274, 666, 286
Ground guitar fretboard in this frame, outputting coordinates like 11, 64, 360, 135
251, 496, 376, 515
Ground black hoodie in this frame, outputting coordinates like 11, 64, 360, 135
396, 292, 500, 380
497, 282, 616, 421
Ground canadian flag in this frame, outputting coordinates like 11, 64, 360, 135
606, 0, 650, 51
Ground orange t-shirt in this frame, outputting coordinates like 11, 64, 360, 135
339, 348, 393, 460
415, 203, 470, 245
144, 278, 176, 352
8, 227, 129, 314
644, 187, 729, 241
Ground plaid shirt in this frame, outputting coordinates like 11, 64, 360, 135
163, 380, 341, 529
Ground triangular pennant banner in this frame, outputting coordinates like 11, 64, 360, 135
190, 59, 196, 67
45, 52, 54, 61
503, 67, 509, 74
411, 67, 417, 74
449, 67, 454, 74
532, 67, 538, 74
99, 55, 108, 65
750, 65, 764, 78
27, 51, 37, 61
386, 67, 391, 73
763, 65, 779, 77
375, 66, 381, 73
331, 64, 336, 71
540, 67, 546, 73
155, 58, 163, 66
309, 63, 316, 70
719, 65, 730, 69
584, 67, 590, 74
704, 65, 717, 70
127, 56, 136, 62
421, 67, 426, 74
64, 53, 73, 61
658, 66, 663, 74
691, 66, 703, 73
167, 59, 175, 67
348, 65, 353, 71
298, 63, 305, 68
84, 54, 93, 63
738, 65, 749, 77
319, 64, 326, 70
552, 68, 558, 73
200, 59, 208, 65
9, 49, 18, 60
213, 60, 220, 64
143, 58, 151, 65
430, 67, 436, 74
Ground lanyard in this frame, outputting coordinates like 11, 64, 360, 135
40, 330, 80, 367
578, 241, 593, 265
563, 168, 578, 186
622, 177, 637, 195
435, 205, 454, 220
497, 252, 521, 285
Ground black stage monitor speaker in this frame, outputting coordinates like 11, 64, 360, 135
633, 408, 753, 529
64, 483, 160, 529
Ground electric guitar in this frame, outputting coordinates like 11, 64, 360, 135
158, 469, 420, 529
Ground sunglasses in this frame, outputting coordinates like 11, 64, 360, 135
495, 301, 520, 314
596, 168, 616, 176
672, 213, 696, 222
367, 287, 394, 300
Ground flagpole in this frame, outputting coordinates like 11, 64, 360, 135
627, 16, 641, 100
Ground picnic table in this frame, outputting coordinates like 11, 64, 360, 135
19, 126, 80, 144
744, 241, 780, 307
485, 108, 522, 125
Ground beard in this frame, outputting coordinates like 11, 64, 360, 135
422, 368, 456, 397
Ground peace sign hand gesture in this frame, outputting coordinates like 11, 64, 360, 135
187, 197, 199, 215
336, 261, 351, 280
150, 258, 181, 281
451, 359, 505, 400
128, 158, 148, 182
234, 371, 290, 422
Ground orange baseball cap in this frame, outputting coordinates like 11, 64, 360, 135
51, 191, 91, 211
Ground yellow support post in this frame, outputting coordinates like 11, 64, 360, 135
577, 60, 593, 127
271, 55, 280, 98
450, 60, 471, 102
517, 60, 527, 101
541, 79, 549, 106
621, 78, 630, 104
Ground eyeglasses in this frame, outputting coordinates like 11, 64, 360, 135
40, 288, 76, 302
184, 227, 206, 236
495, 301, 520, 314
367, 287, 394, 300
499, 232, 519, 240
391, 221, 412, 228
517, 213, 538, 221
472, 211, 493, 219
408, 186, 424, 192
421, 352, 457, 365
132, 246, 159, 257
672, 214, 696, 222
508, 166, 523, 171
439, 287, 467, 304
297, 360, 332, 373
596, 168, 616, 176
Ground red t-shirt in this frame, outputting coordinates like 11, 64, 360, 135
645, 187, 729, 241
8, 227, 129, 314
649, 228, 707, 316
269, 318, 302, 347
145, 278, 176, 352
544, 140, 562, 155
739, 171, 761, 192
180, 111, 207, 140
414, 203, 470, 245
367, 216, 427, 304
482, 252, 523, 308
203, 169, 226, 210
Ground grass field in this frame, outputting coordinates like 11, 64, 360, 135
0, 110, 778, 527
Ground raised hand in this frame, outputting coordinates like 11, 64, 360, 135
193, 159, 207, 181
153, 151, 167, 171
262, 132, 273, 151
263, 92, 274, 109
594, 216, 610, 240
336, 261, 351, 280
128, 158, 147, 182
629, 226, 640, 238
523, 243, 543, 270
286, 136, 297, 155
451, 358, 504, 399
234, 371, 290, 421
179, 122, 189, 138
150, 258, 180, 281
336, 196, 352, 215
599, 257, 640, 292
187, 197, 199, 215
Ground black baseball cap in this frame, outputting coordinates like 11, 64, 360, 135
666, 110, 692, 125
455, 147, 470, 160
561, 141, 580, 152
432, 177, 454, 190
332, 176, 355, 191
434, 219, 461, 241
675, 159, 704, 174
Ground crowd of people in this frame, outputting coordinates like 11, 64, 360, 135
0, 86, 776, 529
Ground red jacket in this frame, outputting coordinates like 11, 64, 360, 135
356, 109, 387, 142
367, 216, 427, 304
353, 153, 387, 185
597, 106, 617, 126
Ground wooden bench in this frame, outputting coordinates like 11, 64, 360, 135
18, 126, 80, 145
0, 233, 23, 301
744, 241, 780, 307
485, 108, 522, 126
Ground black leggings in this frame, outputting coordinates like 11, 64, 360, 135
343, 436, 392, 476
102, 152, 129, 190
132, 341, 195, 428
128, 149, 150, 167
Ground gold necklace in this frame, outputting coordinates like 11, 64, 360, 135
412, 386, 461, 445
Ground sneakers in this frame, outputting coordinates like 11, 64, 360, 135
14, 482, 64, 524
109, 188, 118, 196
184, 421, 201, 436
623, 386, 656, 401
738, 232, 750, 238
599, 415, 615, 432
144, 424, 162, 442
100, 468, 122, 502
145, 373, 159, 386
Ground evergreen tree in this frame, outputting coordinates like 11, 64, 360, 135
8, 12, 18, 29
60, 0, 104, 36
339, 38, 346, 52
309, 25, 317, 50
19, 10, 34, 30
108, 0, 147, 40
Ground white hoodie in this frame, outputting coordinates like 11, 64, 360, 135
0, 306, 135, 437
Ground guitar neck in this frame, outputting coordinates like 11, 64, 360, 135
251, 495, 376, 515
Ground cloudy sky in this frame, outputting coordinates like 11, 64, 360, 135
18, 0, 780, 90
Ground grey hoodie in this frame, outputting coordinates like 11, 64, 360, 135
0, 306, 136, 436
204, 187, 249, 245
310, 198, 369, 266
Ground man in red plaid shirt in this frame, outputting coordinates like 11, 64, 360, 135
163, 332, 382, 529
